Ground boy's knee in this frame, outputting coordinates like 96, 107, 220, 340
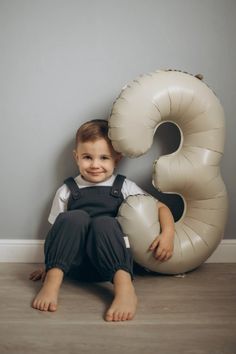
89, 216, 123, 244
91, 215, 117, 227
90, 216, 119, 233
56, 210, 90, 227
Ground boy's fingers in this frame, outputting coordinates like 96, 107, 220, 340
155, 249, 165, 260
163, 253, 170, 262
156, 248, 172, 261
149, 237, 160, 250
160, 251, 172, 262
159, 253, 168, 262
29, 272, 36, 279
29, 269, 44, 281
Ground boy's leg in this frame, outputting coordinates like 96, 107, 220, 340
44, 210, 91, 273
32, 210, 90, 311
86, 216, 137, 321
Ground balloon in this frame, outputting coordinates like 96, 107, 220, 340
109, 70, 228, 274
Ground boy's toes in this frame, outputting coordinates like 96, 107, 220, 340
32, 299, 39, 310
43, 302, 50, 311
127, 312, 133, 320
105, 308, 134, 322
114, 311, 122, 322
39, 302, 47, 311
32, 296, 57, 312
105, 309, 114, 322
121, 312, 128, 321
49, 303, 57, 312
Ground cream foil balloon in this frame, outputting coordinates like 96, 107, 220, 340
109, 70, 228, 274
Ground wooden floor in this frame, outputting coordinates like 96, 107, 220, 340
0, 263, 235, 354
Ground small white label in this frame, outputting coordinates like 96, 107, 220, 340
124, 236, 130, 248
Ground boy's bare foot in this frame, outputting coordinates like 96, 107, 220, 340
31, 268, 64, 312
105, 270, 137, 322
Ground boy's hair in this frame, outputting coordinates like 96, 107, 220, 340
75, 119, 110, 147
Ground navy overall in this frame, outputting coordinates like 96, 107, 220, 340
44, 174, 133, 282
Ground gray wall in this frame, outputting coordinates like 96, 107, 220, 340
0, 0, 235, 240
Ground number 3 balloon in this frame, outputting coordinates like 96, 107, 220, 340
108, 70, 228, 274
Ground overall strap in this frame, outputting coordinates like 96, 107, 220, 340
64, 177, 80, 200
110, 174, 126, 197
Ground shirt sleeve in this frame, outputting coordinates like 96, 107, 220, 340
48, 185, 70, 224
121, 179, 147, 199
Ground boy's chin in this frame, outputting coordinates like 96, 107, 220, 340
85, 172, 111, 183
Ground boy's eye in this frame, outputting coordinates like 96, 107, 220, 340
101, 156, 110, 160
83, 155, 91, 160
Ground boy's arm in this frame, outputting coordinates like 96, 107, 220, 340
149, 202, 175, 262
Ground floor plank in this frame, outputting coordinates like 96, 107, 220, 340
0, 263, 235, 354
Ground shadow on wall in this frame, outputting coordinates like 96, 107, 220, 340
145, 122, 184, 222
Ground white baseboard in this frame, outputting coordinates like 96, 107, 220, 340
205, 239, 236, 263
0, 239, 235, 263
0, 239, 45, 263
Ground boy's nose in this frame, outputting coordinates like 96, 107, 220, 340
91, 159, 100, 168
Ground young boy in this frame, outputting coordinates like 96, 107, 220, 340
30, 119, 174, 322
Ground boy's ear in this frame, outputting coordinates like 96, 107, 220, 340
73, 149, 78, 161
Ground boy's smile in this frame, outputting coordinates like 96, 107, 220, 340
73, 138, 121, 183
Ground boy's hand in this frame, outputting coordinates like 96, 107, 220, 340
29, 268, 46, 282
149, 233, 174, 262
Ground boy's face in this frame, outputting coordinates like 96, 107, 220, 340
73, 138, 121, 183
